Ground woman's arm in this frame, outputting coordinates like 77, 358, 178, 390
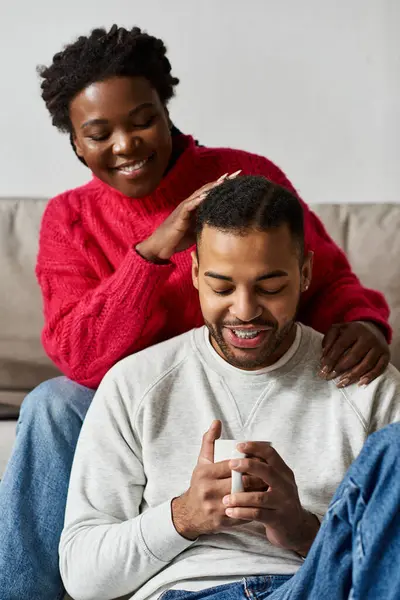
36, 195, 175, 388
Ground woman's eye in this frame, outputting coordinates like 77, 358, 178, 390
134, 115, 157, 129
88, 133, 109, 142
214, 289, 233, 296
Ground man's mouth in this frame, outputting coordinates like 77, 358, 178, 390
223, 326, 273, 349
231, 329, 262, 339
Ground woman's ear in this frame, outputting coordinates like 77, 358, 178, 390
70, 130, 84, 158
164, 107, 173, 130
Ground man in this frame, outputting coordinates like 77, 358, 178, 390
59, 176, 400, 600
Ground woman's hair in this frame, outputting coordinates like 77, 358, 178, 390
196, 175, 305, 259
38, 24, 179, 134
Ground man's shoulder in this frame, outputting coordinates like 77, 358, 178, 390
106, 328, 199, 391
297, 324, 324, 363
335, 362, 400, 431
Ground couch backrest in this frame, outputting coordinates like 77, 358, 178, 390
0, 198, 399, 401
0, 199, 59, 402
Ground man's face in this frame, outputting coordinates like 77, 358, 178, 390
192, 225, 312, 370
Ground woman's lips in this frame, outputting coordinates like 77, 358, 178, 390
113, 154, 155, 179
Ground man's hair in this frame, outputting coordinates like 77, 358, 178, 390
196, 175, 304, 258
38, 24, 179, 134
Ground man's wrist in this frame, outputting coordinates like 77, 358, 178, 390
171, 495, 199, 541
291, 510, 320, 558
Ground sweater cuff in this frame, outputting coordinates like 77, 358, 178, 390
139, 500, 195, 562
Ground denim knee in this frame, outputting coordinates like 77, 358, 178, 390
19, 376, 94, 431
365, 422, 400, 456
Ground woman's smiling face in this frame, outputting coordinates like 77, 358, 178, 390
70, 75, 172, 197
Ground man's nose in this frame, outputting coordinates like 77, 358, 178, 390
230, 290, 262, 323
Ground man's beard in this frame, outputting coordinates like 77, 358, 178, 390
205, 317, 297, 370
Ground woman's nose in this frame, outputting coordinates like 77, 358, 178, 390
112, 132, 141, 155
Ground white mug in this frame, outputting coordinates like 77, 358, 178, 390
214, 439, 271, 494
213, 439, 247, 493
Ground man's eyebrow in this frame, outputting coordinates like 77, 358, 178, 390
81, 102, 155, 129
204, 270, 288, 282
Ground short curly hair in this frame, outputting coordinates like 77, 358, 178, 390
38, 24, 179, 134
196, 175, 304, 258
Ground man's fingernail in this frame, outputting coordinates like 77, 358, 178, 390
237, 443, 246, 451
337, 378, 350, 388
225, 508, 234, 517
222, 495, 230, 505
321, 366, 330, 375
228, 169, 242, 179
217, 173, 229, 182
230, 460, 240, 468
359, 378, 369, 387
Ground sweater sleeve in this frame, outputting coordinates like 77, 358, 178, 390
36, 194, 175, 388
59, 369, 195, 600
251, 156, 391, 341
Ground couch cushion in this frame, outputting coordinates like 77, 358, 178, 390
0, 198, 59, 396
313, 204, 400, 370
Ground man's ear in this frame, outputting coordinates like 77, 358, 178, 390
191, 250, 199, 290
301, 251, 313, 292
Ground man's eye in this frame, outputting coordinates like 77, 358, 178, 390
214, 289, 233, 296
258, 286, 285, 296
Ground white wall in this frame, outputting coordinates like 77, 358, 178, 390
1, 0, 399, 203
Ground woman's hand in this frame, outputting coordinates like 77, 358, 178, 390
136, 170, 241, 262
319, 321, 390, 387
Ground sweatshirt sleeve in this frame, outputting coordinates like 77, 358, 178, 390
366, 365, 400, 433
251, 156, 391, 341
59, 369, 195, 600
36, 194, 175, 388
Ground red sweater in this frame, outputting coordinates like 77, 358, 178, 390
37, 136, 390, 388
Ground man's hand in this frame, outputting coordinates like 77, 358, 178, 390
172, 421, 265, 540
222, 442, 320, 557
319, 321, 390, 387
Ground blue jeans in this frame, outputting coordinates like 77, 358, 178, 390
162, 423, 400, 600
0, 377, 94, 600
0, 380, 399, 600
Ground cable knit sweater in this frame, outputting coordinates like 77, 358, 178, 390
36, 135, 390, 388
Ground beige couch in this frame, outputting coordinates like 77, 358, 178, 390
1, 198, 400, 470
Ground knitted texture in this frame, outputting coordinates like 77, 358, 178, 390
36, 136, 390, 387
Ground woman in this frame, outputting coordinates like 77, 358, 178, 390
0, 25, 390, 600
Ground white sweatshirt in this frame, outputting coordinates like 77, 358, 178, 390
59, 325, 400, 600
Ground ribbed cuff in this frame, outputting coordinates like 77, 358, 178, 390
139, 500, 195, 563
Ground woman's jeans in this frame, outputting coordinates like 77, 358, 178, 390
0, 377, 94, 600
0, 375, 398, 600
